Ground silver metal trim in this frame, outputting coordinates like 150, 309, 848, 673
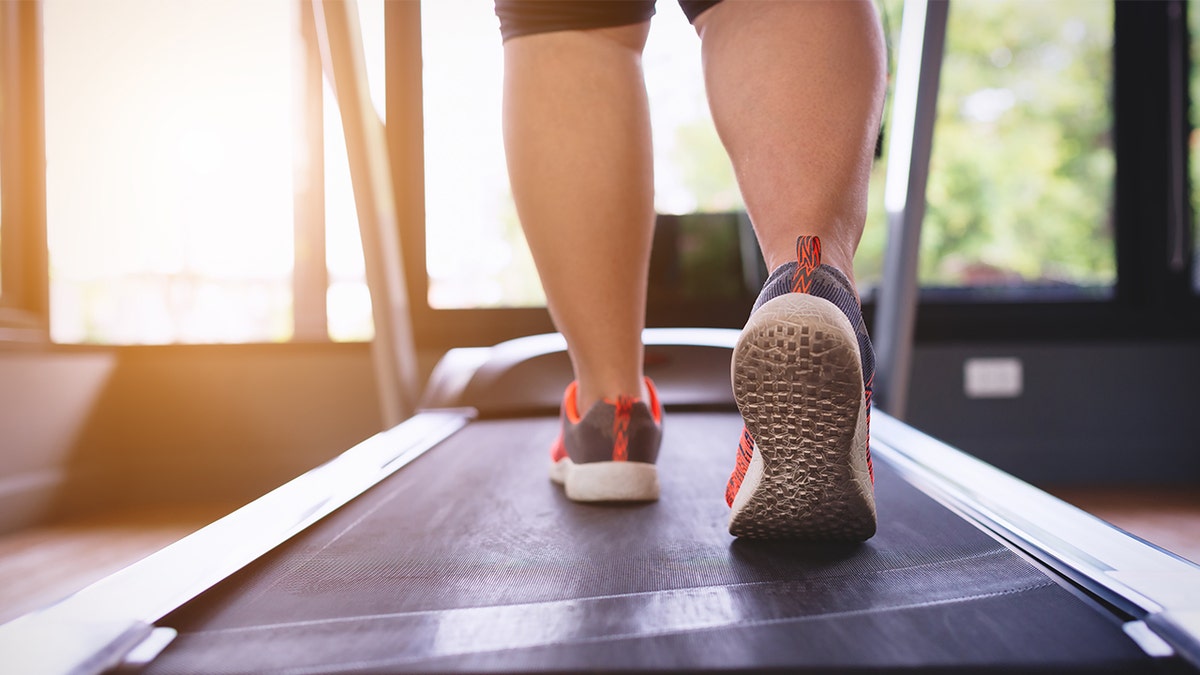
311, 0, 420, 426
1125, 621, 1175, 658
0, 410, 472, 675
872, 409, 1200, 663
873, 0, 949, 419
120, 627, 179, 669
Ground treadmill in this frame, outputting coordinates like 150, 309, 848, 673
4, 1, 1200, 672
3, 328, 1199, 674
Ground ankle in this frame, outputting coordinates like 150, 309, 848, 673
763, 236, 857, 289
576, 377, 651, 414
761, 236, 859, 301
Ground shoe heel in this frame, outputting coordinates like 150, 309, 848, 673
563, 461, 660, 502
730, 293, 875, 540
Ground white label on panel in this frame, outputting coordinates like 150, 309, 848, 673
963, 358, 1023, 399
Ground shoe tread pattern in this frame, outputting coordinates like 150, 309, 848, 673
730, 294, 876, 540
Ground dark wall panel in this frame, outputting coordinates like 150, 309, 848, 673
906, 342, 1199, 485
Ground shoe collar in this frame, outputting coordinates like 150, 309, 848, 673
562, 377, 662, 424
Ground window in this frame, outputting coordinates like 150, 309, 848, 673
40, 0, 379, 344
11, 1, 1191, 346
859, 0, 1115, 301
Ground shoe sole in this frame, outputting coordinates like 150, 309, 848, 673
729, 293, 876, 540
551, 459, 660, 502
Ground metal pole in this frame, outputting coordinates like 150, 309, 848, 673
311, 0, 420, 426
873, 0, 948, 420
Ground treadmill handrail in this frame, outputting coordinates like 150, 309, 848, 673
872, 410, 1200, 665
873, 0, 948, 420
0, 410, 473, 675
311, 0, 421, 427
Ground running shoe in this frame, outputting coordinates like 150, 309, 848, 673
550, 378, 663, 502
725, 235, 876, 540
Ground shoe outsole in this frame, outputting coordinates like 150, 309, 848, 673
551, 458, 660, 502
729, 293, 876, 541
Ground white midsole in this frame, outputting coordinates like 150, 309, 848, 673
551, 458, 660, 502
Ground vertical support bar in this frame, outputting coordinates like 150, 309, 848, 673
1166, 0, 1189, 275
384, 1, 429, 345
292, 0, 329, 342
873, 0, 948, 419
311, 0, 419, 426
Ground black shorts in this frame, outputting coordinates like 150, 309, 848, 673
495, 1, 724, 42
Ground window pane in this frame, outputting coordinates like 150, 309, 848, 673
860, 0, 1115, 299
44, 0, 296, 343
421, 0, 534, 309
325, 77, 374, 342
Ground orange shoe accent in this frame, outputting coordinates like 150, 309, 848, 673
550, 433, 568, 463
725, 427, 755, 506
552, 381, 580, 462
790, 235, 822, 294
611, 395, 633, 462
563, 380, 582, 424
864, 372, 875, 484
643, 376, 663, 424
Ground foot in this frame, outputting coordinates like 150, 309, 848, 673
725, 235, 876, 540
550, 378, 663, 502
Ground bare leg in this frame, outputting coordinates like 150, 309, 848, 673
502, 23, 654, 411
694, 0, 887, 283
696, 1, 886, 540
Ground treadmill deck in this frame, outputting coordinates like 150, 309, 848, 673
149, 413, 1150, 673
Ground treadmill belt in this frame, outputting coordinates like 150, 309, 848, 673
149, 413, 1151, 673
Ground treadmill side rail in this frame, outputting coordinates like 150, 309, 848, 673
0, 410, 473, 675
872, 410, 1200, 666
1150, 611, 1200, 668
0, 617, 151, 675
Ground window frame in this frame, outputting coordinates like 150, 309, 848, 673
0, 1, 50, 344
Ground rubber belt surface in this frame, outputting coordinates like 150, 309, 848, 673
149, 413, 1151, 673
